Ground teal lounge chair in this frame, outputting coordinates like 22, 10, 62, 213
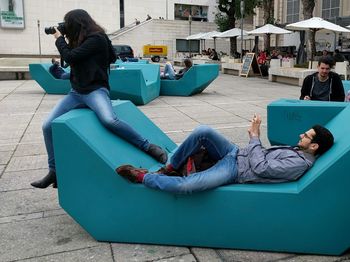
52, 99, 350, 255
342, 80, 350, 94
160, 64, 219, 96
109, 64, 160, 105
114, 59, 149, 64
29, 63, 71, 94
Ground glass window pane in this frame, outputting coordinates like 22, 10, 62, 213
323, 0, 330, 9
331, 8, 339, 18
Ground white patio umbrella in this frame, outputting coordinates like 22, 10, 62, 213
186, 32, 207, 40
216, 28, 248, 38
247, 24, 292, 35
287, 17, 350, 33
286, 17, 350, 62
247, 24, 292, 51
199, 31, 222, 50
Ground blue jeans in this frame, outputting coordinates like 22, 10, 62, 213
43, 88, 149, 171
162, 63, 176, 80
61, 72, 70, 79
143, 125, 238, 194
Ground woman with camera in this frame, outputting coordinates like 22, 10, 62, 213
31, 9, 167, 189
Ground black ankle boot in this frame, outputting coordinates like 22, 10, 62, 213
31, 170, 57, 189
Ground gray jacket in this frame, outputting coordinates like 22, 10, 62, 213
236, 137, 315, 184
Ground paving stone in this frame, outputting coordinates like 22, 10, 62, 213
111, 243, 190, 262
0, 151, 13, 165
216, 249, 294, 262
15, 244, 113, 262
14, 143, 46, 157
0, 169, 48, 191
282, 254, 350, 262
0, 187, 60, 217
157, 253, 196, 262
6, 155, 47, 172
0, 215, 97, 262
191, 247, 222, 261
0, 143, 17, 151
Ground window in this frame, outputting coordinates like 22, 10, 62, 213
176, 39, 200, 53
174, 4, 208, 21
322, 0, 339, 20
286, 0, 299, 24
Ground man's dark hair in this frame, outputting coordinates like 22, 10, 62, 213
311, 125, 334, 155
184, 58, 192, 68
318, 56, 334, 67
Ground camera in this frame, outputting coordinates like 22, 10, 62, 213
45, 22, 66, 35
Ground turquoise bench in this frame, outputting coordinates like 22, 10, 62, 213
29, 63, 71, 94
160, 64, 219, 96
342, 80, 350, 94
109, 64, 160, 105
52, 99, 350, 255
114, 59, 149, 64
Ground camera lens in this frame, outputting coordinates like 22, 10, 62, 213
44, 27, 56, 35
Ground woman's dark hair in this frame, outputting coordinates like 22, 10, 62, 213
64, 9, 105, 48
311, 125, 334, 155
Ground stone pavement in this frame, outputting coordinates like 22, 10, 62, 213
0, 74, 349, 262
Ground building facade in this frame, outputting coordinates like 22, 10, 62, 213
0, 0, 217, 56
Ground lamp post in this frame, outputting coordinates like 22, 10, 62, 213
188, 15, 192, 58
166, 0, 168, 20
37, 20, 42, 59
240, 0, 244, 62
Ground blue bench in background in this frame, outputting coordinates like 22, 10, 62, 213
160, 64, 219, 96
109, 64, 160, 105
29, 63, 71, 94
114, 59, 149, 64
52, 98, 350, 255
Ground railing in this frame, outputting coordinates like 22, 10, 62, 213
108, 19, 152, 40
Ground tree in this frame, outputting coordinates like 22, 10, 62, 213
301, 0, 316, 60
256, 0, 275, 51
216, 0, 257, 56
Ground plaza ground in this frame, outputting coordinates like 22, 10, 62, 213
0, 74, 349, 261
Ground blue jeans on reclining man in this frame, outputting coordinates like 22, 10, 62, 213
161, 62, 176, 80
143, 126, 239, 194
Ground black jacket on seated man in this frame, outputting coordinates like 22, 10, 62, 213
300, 71, 345, 102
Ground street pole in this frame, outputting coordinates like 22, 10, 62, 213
240, 0, 244, 62
189, 15, 192, 58
166, 0, 168, 20
37, 20, 42, 60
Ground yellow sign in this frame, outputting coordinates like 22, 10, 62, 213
143, 45, 167, 57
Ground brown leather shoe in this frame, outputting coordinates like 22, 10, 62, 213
116, 165, 148, 183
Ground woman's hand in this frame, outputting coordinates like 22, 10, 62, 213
53, 27, 62, 39
248, 114, 261, 138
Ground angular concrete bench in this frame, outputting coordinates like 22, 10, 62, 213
52, 99, 350, 255
29, 63, 71, 94
268, 67, 317, 86
221, 62, 242, 76
160, 64, 219, 96
109, 64, 160, 105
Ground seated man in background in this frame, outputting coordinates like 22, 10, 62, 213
333, 49, 345, 63
160, 58, 192, 80
300, 57, 345, 101
49, 58, 70, 80
117, 114, 334, 194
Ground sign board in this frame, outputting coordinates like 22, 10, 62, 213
0, 0, 25, 29
240, 53, 261, 77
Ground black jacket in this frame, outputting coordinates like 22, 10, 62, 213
55, 32, 116, 94
300, 71, 345, 101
